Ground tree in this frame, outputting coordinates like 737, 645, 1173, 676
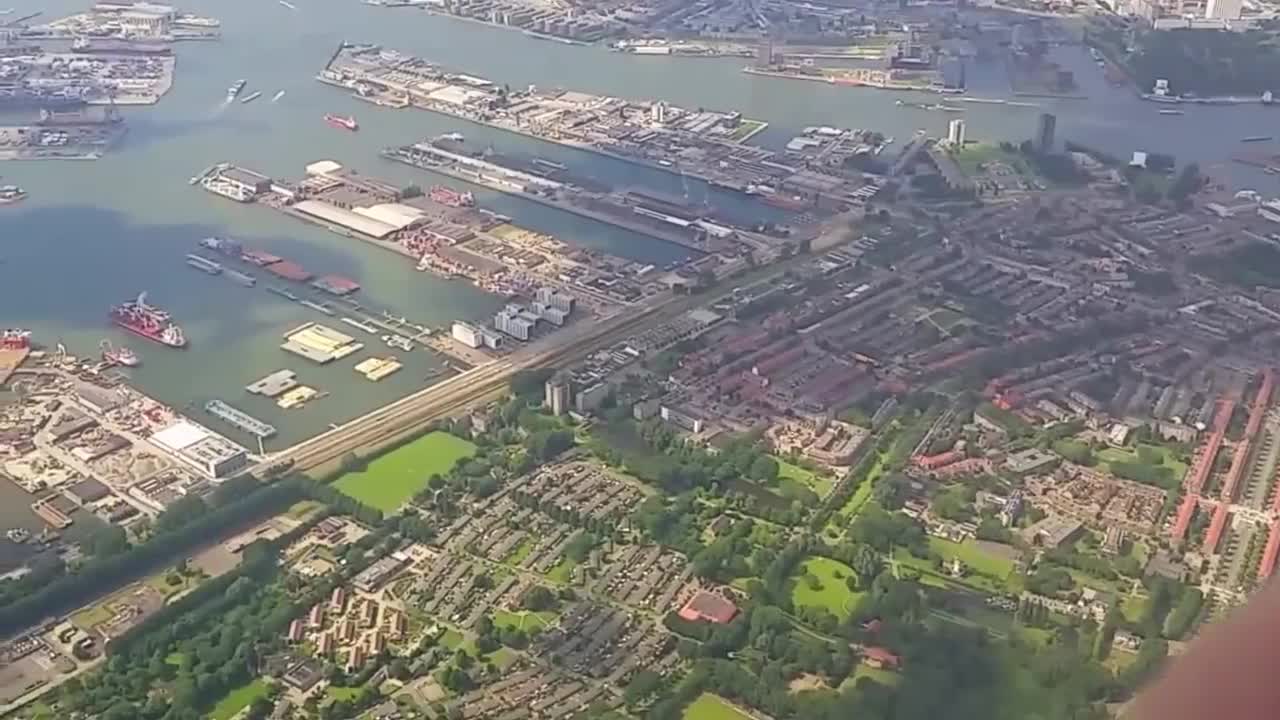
521, 585, 556, 612
84, 524, 129, 559
749, 456, 779, 483
849, 544, 882, 587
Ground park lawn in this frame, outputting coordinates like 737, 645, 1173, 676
775, 458, 834, 499
928, 538, 1016, 580
839, 666, 901, 692
952, 143, 1033, 177
208, 679, 270, 720
440, 628, 465, 650
684, 693, 755, 720
333, 431, 477, 512
143, 571, 195, 599
71, 603, 114, 630
287, 499, 325, 520
488, 647, 520, 671
1121, 595, 1150, 624
791, 556, 864, 619
1097, 444, 1187, 479
503, 537, 535, 566
493, 609, 556, 632
546, 556, 577, 584
325, 685, 363, 705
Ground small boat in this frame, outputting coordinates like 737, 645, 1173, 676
1242, 135, 1273, 143
226, 79, 246, 102
0, 185, 25, 205
271, 90, 285, 102
100, 339, 140, 367
324, 113, 358, 131
240, 91, 262, 104
382, 334, 415, 352
278, 0, 297, 8
5, 529, 29, 544
440, 132, 465, 142
1158, 109, 1184, 116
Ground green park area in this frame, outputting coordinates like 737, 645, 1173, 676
791, 556, 864, 619
333, 431, 477, 512
208, 679, 270, 720
929, 538, 1016, 579
776, 458, 834, 499
894, 538, 1018, 595
727, 119, 768, 143
684, 693, 755, 720
952, 144, 1034, 178
493, 609, 556, 633
1098, 445, 1188, 481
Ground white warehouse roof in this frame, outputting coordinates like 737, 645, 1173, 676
352, 203, 426, 231
293, 200, 398, 239
305, 160, 343, 176
151, 420, 211, 452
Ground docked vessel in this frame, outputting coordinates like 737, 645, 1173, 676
383, 334, 415, 352
1242, 136, 1273, 143
240, 91, 263, 104
429, 185, 475, 208
1158, 109, 1185, 116
100, 339, 140, 367
226, 79, 246, 102
0, 185, 26, 205
267, 286, 299, 301
324, 113, 359, 131
225, 269, 256, 287
185, 253, 223, 274
5, 529, 29, 544
110, 293, 187, 348
199, 236, 243, 257
1, 329, 31, 350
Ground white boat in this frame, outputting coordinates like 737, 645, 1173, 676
278, 0, 297, 9
225, 79, 246, 102
271, 90, 285, 102
240, 91, 262, 104
6, 529, 30, 543
440, 132, 465, 142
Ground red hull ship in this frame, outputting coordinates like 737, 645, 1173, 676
324, 113, 358, 131
429, 185, 475, 208
110, 292, 186, 348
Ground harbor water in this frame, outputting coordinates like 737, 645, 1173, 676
2, 0, 1279, 453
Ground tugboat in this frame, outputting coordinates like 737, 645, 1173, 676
100, 339, 140, 367
324, 113, 359, 131
0, 185, 26, 205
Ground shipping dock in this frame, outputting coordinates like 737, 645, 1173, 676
354, 356, 402, 381
245, 369, 299, 397
225, 269, 256, 287
277, 386, 321, 409
204, 399, 277, 439
311, 274, 361, 296
381, 141, 730, 253
281, 322, 364, 364
341, 317, 379, 334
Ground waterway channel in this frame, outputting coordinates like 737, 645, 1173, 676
1, 0, 1278, 455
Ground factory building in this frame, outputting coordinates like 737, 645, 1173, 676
575, 382, 612, 414
535, 287, 576, 314
451, 321, 504, 349
149, 421, 249, 479
494, 305, 536, 341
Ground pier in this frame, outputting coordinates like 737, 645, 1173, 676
245, 369, 299, 397
204, 399, 278, 438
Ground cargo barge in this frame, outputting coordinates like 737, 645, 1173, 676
225, 269, 256, 287
245, 369, 298, 397
205, 399, 277, 438
185, 253, 223, 274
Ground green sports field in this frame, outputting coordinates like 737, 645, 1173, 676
791, 556, 865, 619
332, 431, 477, 512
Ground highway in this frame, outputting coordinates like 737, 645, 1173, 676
260, 295, 684, 476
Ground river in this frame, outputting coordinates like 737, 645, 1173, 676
0, 0, 1276, 452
